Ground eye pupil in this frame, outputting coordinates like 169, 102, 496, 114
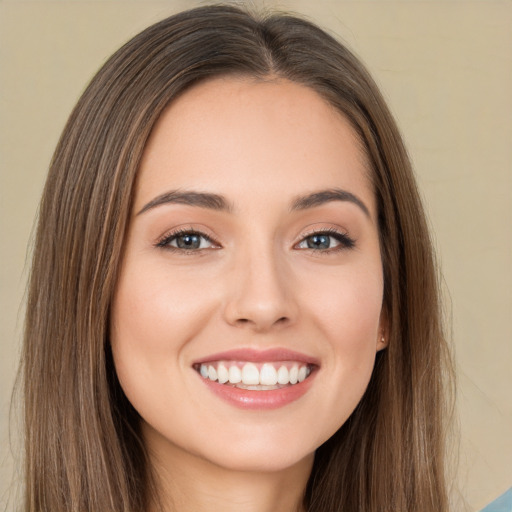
177, 234, 201, 249
307, 234, 330, 249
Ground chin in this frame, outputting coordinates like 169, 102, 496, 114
199, 441, 316, 474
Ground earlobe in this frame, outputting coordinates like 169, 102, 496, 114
377, 311, 389, 351
377, 332, 388, 351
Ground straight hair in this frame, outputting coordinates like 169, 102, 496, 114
20, 4, 454, 511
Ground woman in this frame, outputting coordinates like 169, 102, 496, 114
21, 4, 454, 511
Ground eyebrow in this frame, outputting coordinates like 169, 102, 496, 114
137, 190, 232, 215
291, 188, 370, 217
137, 187, 370, 218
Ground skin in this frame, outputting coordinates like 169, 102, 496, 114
111, 77, 387, 512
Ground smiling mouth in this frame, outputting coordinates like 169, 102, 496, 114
193, 361, 314, 390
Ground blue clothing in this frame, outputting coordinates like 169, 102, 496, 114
481, 488, 512, 512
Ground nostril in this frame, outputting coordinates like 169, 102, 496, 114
235, 316, 289, 327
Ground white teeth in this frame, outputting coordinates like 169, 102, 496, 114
277, 365, 289, 385
289, 365, 299, 384
198, 361, 312, 387
208, 365, 217, 381
259, 363, 278, 386
217, 363, 229, 384
241, 363, 260, 385
228, 365, 242, 384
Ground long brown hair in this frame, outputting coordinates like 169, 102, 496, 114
21, 4, 454, 511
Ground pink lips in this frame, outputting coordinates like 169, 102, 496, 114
193, 348, 319, 410
193, 348, 320, 366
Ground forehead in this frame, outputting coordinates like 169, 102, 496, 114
136, 77, 375, 217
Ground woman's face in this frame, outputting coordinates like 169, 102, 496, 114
111, 77, 386, 473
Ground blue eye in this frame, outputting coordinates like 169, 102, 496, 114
303, 234, 332, 250
297, 230, 355, 251
156, 228, 354, 253
157, 230, 216, 251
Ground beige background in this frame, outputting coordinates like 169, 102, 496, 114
1, 1, 510, 510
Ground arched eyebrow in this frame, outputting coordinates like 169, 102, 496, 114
137, 190, 232, 215
290, 188, 370, 218
137, 187, 370, 218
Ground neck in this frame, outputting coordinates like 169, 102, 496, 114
144, 426, 313, 512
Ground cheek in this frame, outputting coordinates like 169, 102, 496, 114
112, 263, 215, 354
301, 265, 383, 425
109, 263, 218, 408
306, 263, 383, 348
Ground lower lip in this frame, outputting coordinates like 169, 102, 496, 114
198, 371, 316, 410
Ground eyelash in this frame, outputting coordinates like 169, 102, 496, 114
155, 227, 356, 254
155, 228, 220, 254
297, 228, 356, 254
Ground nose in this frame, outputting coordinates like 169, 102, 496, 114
223, 246, 298, 333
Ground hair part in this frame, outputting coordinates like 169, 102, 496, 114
21, 4, 454, 511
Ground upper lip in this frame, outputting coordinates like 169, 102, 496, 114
193, 348, 320, 366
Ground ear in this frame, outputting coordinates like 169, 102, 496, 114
376, 309, 389, 352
